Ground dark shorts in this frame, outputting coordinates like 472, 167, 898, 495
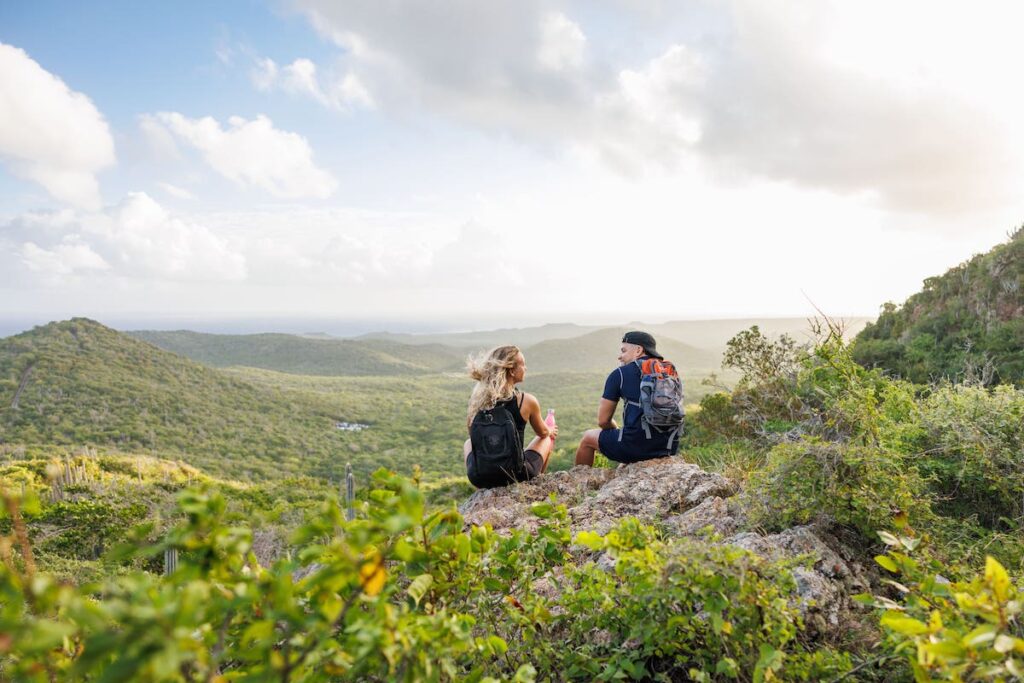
466, 449, 544, 489
598, 429, 675, 464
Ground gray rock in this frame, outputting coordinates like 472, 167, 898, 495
457, 456, 863, 641
725, 526, 868, 634
663, 496, 740, 538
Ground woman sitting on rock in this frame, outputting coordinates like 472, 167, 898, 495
463, 345, 558, 488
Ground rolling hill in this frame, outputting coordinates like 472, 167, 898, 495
128, 330, 464, 375
0, 319, 400, 481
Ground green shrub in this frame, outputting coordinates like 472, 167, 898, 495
917, 384, 1024, 527
742, 438, 931, 541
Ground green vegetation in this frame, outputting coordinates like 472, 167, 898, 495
129, 329, 464, 376
853, 227, 1024, 385
1, 469, 852, 681
0, 447, 334, 582
1, 319, 725, 486
3, 297, 1024, 680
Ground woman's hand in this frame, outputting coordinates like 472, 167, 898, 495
548, 424, 559, 440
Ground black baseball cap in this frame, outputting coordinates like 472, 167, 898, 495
622, 331, 663, 359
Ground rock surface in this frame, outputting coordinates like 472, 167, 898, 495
459, 456, 868, 639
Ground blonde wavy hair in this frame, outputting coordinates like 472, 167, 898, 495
466, 345, 521, 418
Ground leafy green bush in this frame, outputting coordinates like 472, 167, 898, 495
742, 438, 931, 541
687, 392, 754, 442
916, 384, 1024, 528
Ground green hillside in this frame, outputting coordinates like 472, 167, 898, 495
853, 227, 1024, 384
523, 327, 722, 373
128, 329, 463, 376
0, 319, 463, 482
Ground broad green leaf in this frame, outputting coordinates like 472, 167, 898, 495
880, 613, 929, 636
574, 531, 605, 550
962, 625, 997, 648
985, 556, 1012, 603
513, 663, 537, 682
875, 555, 899, 573
877, 531, 900, 546
923, 640, 966, 660
530, 502, 553, 519
407, 573, 433, 606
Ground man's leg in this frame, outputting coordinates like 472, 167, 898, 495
575, 429, 602, 466
525, 435, 555, 472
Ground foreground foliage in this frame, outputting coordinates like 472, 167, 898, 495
867, 533, 1024, 681
1, 469, 853, 681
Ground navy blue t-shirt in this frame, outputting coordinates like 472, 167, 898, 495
602, 358, 678, 455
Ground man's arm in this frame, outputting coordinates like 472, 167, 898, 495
597, 398, 618, 430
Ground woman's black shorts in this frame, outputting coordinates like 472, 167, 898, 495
466, 449, 544, 489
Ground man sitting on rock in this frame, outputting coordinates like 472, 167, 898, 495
575, 331, 681, 467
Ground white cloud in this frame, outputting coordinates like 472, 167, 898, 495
291, 0, 1024, 217
0, 42, 115, 209
153, 112, 337, 199
157, 182, 195, 200
196, 207, 533, 291
1, 192, 246, 284
251, 57, 374, 111
139, 114, 182, 160
20, 242, 110, 279
537, 12, 586, 72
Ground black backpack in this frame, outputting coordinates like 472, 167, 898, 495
468, 400, 525, 489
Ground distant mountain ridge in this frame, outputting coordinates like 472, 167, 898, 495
127, 318, 873, 377
523, 328, 721, 373
128, 330, 464, 376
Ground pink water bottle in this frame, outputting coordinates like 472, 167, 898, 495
545, 408, 556, 439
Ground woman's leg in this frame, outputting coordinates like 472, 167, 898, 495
574, 429, 602, 466
525, 434, 555, 472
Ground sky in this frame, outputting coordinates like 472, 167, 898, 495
2, 1, 1023, 334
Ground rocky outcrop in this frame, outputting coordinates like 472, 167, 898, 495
460, 458, 734, 535
459, 456, 868, 639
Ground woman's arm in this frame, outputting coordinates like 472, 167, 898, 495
523, 393, 556, 439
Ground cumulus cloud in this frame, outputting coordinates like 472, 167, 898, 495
252, 57, 374, 111
158, 182, 195, 200
537, 12, 586, 72
199, 207, 532, 290
290, 0, 1023, 215
1, 192, 246, 285
0, 42, 115, 209
148, 112, 337, 199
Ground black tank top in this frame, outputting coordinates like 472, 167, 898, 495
494, 391, 527, 449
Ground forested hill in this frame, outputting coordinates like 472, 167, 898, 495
128, 329, 464, 376
0, 319, 369, 481
853, 227, 1024, 384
